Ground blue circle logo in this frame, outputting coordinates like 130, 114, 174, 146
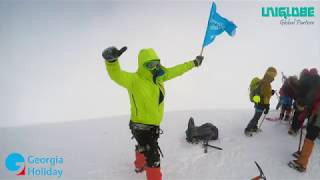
5, 153, 26, 175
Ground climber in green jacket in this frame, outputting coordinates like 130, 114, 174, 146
102, 46, 204, 180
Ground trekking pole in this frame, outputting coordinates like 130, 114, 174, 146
258, 114, 267, 130
298, 127, 303, 153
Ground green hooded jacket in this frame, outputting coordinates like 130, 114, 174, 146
105, 48, 195, 126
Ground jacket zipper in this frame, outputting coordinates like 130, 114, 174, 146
131, 94, 138, 116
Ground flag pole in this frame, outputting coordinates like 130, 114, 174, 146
200, 47, 204, 56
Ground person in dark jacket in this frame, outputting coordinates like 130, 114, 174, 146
289, 68, 320, 172
278, 76, 298, 121
276, 72, 287, 110
289, 69, 314, 135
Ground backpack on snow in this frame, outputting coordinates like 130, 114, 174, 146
249, 77, 261, 103
185, 117, 218, 143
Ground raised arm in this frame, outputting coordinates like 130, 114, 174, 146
163, 56, 204, 81
103, 46, 134, 89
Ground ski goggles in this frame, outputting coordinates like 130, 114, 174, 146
144, 60, 161, 70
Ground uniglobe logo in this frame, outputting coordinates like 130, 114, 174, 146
5, 153, 26, 176
261, 6, 316, 26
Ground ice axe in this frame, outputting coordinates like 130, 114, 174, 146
251, 161, 266, 180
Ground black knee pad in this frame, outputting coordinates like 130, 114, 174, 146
144, 145, 160, 167
145, 152, 160, 167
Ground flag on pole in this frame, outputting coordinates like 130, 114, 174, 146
202, 2, 237, 47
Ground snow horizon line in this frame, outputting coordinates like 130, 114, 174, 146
0, 108, 255, 128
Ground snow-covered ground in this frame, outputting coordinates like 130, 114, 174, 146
1, 109, 319, 179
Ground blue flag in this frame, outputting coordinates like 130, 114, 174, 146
202, 2, 237, 47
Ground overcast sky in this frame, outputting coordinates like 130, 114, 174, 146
1, 0, 319, 127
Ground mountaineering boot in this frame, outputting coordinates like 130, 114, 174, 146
244, 130, 251, 137
244, 126, 261, 137
292, 151, 301, 159
146, 167, 162, 180
295, 138, 314, 170
244, 128, 254, 137
288, 160, 306, 172
289, 138, 314, 172
134, 151, 145, 173
288, 128, 298, 136
251, 126, 259, 132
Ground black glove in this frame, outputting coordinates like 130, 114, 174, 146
193, 55, 204, 67
264, 104, 270, 114
102, 46, 127, 62
271, 90, 275, 95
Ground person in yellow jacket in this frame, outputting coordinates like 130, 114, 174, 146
245, 67, 277, 136
102, 46, 203, 180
